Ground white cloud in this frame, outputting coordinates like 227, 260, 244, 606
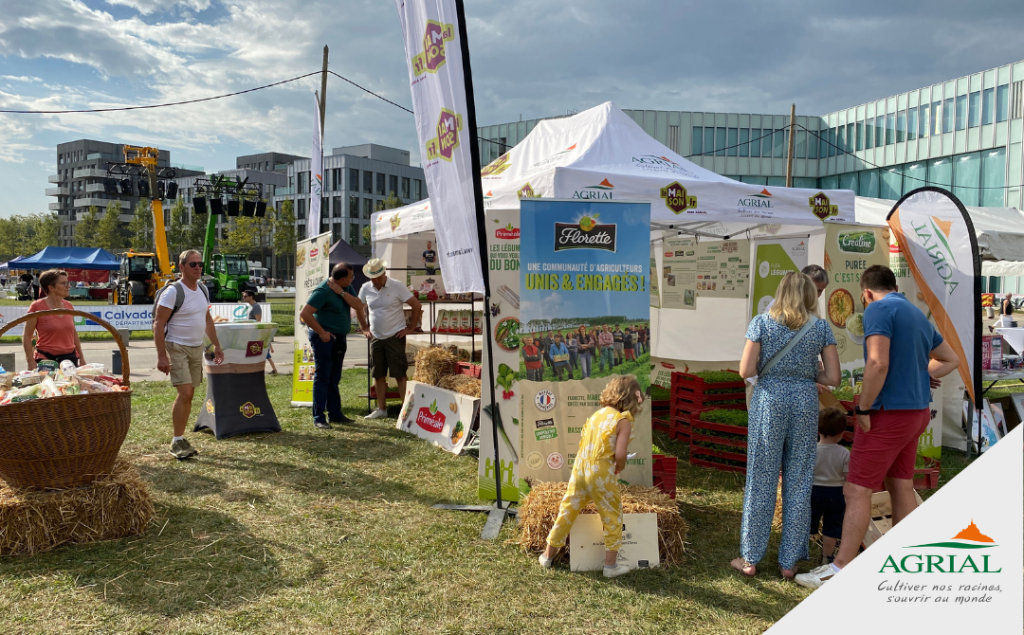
104, 0, 211, 16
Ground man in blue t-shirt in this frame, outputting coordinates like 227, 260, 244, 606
797, 265, 959, 590
299, 263, 370, 429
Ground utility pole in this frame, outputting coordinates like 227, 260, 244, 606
785, 103, 796, 188
319, 45, 329, 131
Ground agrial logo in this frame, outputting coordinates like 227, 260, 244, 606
909, 215, 959, 295
809, 191, 839, 220
411, 20, 455, 76
425, 108, 463, 162
660, 181, 698, 214
572, 178, 614, 200
738, 188, 773, 209
632, 154, 696, 177
880, 520, 1001, 574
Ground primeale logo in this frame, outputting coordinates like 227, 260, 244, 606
495, 222, 520, 240
571, 178, 614, 200
809, 191, 839, 220
518, 182, 542, 199
411, 20, 454, 76
880, 520, 1001, 574
909, 215, 959, 294
660, 181, 698, 214
416, 399, 446, 434
425, 108, 463, 162
481, 152, 512, 177
239, 402, 261, 419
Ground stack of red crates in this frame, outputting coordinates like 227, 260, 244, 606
652, 454, 678, 499
651, 398, 672, 434
689, 405, 749, 474
670, 372, 746, 442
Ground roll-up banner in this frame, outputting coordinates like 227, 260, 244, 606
886, 188, 981, 406
394, 0, 485, 295
517, 199, 652, 489
291, 232, 332, 406
750, 237, 809, 317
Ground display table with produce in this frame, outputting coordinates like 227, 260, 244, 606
193, 320, 280, 439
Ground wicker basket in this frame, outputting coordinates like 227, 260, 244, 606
0, 308, 132, 489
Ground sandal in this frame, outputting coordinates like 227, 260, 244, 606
779, 566, 796, 580
730, 557, 756, 577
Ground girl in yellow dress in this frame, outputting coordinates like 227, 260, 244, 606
539, 375, 643, 578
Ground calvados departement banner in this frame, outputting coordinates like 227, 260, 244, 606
517, 199, 652, 489
394, 0, 485, 294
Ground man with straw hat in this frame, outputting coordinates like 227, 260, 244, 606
359, 258, 422, 419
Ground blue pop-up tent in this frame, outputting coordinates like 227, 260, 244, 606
15, 247, 120, 270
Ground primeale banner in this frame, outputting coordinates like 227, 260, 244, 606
823, 223, 890, 385
394, 0, 484, 294
397, 381, 478, 454
750, 237, 809, 317
290, 232, 332, 407
518, 199, 652, 488
478, 208, 522, 501
888, 189, 980, 404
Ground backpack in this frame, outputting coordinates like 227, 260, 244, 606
153, 281, 210, 335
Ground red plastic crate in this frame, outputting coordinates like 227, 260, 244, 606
652, 417, 672, 434
913, 458, 941, 489
457, 362, 482, 378
671, 372, 746, 396
690, 457, 747, 475
690, 431, 747, 451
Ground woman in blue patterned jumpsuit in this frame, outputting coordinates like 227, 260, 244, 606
732, 272, 841, 579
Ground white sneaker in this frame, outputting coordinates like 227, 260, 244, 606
364, 409, 388, 420
603, 564, 631, 578
538, 554, 553, 568
795, 563, 837, 589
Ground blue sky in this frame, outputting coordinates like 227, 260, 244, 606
520, 200, 649, 324
2, 0, 1023, 218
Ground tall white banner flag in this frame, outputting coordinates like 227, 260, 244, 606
887, 188, 981, 404
394, 0, 485, 294
308, 94, 323, 239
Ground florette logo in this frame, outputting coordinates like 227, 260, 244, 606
554, 214, 616, 252
518, 182, 542, 199
739, 188, 773, 209
909, 216, 959, 294
879, 521, 1002, 574
240, 402, 261, 418
425, 108, 463, 162
390, 215, 401, 232
481, 152, 512, 176
660, 181, 698, 214
245, 340, 264, 357
411, 20, 455, 76
416, 399, 446, 433
809, 191, 839, 220
572, 178, 614, 200
495, 223, 520, 240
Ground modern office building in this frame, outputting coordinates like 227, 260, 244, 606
235, 151, 307, 174
479, 60, 1024, 211
46, 139, 204, 247
270, 143, 427, 249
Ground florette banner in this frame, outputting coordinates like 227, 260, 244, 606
887, 188, 981, 404
291, 232, 332, 406
517, 199, 652, 489
308, 94, 323, 239
394, 0, 485, 294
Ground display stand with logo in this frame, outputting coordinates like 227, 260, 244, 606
194, 322, 281, 439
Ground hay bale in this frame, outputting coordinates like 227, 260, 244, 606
437, 375, 481, 397
0, 458, 155, 557
412, 347, 458, 386
515, 481, 687, 566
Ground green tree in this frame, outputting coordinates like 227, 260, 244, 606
25, 212, 59, 252
0, 216, 27, 260
126, 198, 154, 252
75, 206, 99, 248
185, 207, 209, 254
361, 225, 371, 246
273, 201, 296, 283
95, 202, 126, 252
382, 191, 403, 210
167, 197, 188, 258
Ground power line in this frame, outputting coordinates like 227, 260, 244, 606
326, 70, 413, 115
0, 71, 324, 114
680, 128, 776, 159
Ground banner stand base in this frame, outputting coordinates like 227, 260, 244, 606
431, 502, 517, 540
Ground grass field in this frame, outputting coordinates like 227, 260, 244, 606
0, 372, 980, 634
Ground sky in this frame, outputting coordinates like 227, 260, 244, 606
1, 0, 1023, 218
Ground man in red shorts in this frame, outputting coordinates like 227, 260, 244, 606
797, 265, 959, 589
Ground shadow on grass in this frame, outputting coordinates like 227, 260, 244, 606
0, 503, 324, 619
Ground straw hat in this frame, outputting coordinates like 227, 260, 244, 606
363, 258, 388, 278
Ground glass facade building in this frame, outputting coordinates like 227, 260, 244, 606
478, 60, 1024, 210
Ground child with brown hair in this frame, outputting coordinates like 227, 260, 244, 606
539, 375, 644, 578
810, 407, 850, 566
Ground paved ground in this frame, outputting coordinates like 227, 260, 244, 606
1, 334, 370, 380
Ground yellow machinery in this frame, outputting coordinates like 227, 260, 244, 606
114, 146, 175, 305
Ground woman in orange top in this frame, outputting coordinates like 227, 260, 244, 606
23, 269, 85, 370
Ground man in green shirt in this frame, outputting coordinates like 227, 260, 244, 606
299, 263, 369, 429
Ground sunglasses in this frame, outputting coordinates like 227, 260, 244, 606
185, 261, 203, 268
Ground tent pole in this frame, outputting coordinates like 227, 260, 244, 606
785, 103, 796, 188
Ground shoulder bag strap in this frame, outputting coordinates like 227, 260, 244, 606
757, 316, 818, 377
